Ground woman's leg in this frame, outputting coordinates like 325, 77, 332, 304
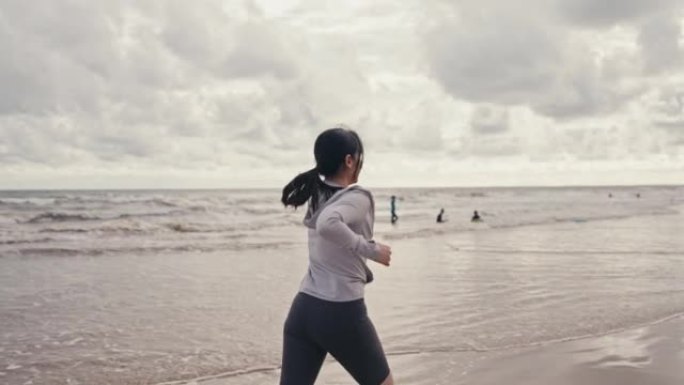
317, 301, 391, 385
279, 294, 327, 385
279, 331, 326, 385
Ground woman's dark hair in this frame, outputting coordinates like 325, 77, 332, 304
281, 127, 364, 210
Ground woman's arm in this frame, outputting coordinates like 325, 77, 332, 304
315, 191, 380, 261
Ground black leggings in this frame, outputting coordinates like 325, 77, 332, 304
279, 292, 390, 385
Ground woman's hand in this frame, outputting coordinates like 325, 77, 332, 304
375, 242, 392, 266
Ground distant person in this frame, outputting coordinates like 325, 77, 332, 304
280, 128, 394, 385
390, 195, 398, 224
636, 193, 641, 199
436, 208, 446, 223
471, 210, 481, 222
608, 193, 613, 198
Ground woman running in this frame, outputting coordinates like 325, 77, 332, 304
279, 127, 394, 385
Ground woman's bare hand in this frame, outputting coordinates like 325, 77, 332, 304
375, 243, 392, 266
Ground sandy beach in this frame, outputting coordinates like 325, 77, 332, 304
461, 315, 684, 385
198, 314, 684, 385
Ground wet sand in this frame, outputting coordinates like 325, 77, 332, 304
199, 315, 684, 385
461, 315, 684, 385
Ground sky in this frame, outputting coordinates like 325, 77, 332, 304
0, 0, 683, 189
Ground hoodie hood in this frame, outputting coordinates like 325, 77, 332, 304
302, 184, 375, 229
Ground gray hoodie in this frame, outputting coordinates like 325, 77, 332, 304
299, 183, 381, 302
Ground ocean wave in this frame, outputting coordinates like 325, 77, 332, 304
32, 220, 288, 235
53, 195, 181, 207
0, 198, 56, 207
165, 223, 203, 233
379, 207, 677, 240
25, 212, 101, 224
20, 210, 188, 225
10, 240, 296, 257
117, 211, 185, 219
38, 226, 149, 234
38, 228, 91, 233
240, 207, 282, 216
149, 198, 178, 207
0, 237, 55, 245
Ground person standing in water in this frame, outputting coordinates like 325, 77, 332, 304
436, 208, 446, 223
471, 210, 481, 222
280, 128, 394, 385
390, 195, 398, 224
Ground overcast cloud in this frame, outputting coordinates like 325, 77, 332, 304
0, 0, 682, 188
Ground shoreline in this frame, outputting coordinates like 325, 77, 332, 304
460, 313, 684, 385
176, 314, 684, 385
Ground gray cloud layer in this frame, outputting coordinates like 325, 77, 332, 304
0, 0, 682, 188
424, 0, 683, 120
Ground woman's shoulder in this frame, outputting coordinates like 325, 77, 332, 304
338, 185, 375, 209
344, 184, 374, 198
318, 185, 375, 211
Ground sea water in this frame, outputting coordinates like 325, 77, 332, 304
1, 186, 682, 384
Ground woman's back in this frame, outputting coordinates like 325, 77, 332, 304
300, 186, 379, 302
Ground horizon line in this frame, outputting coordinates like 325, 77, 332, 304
1, 182, 682, 192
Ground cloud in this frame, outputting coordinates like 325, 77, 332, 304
424, 3, 559, 105
0, 1, 311, 165
470, 105, 510, 135
638, 15, 683, 74
645, 85, 684, 150
0, 0, 682, 188
555, 0, 682, 27
422, 0, 653, 120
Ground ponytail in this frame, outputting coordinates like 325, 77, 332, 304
282, 127, 361, 210
281, 167, 344, 211
281, 168, 320, 209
